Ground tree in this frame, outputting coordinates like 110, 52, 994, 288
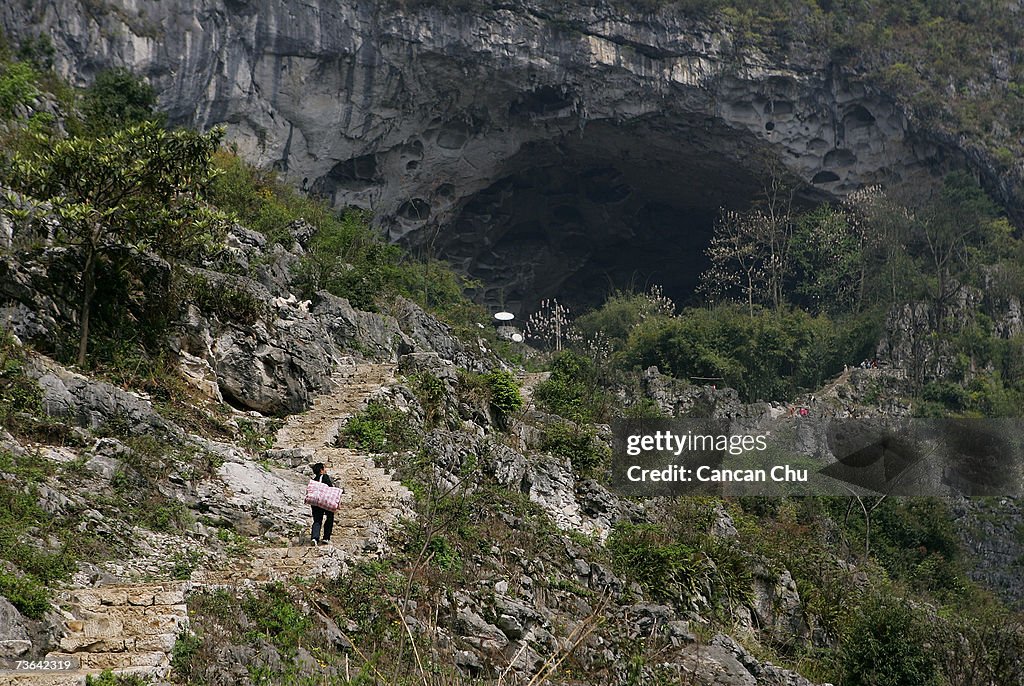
911, 172, 998, 331
842, 595, 941, 686
526, 298, 580, 351
81, 67, 164, 135
856, 187, 919, 308
793, 204, 861, 313
3, 121, 225, 365
699, 208, 770, 316
698, 174, 796, 316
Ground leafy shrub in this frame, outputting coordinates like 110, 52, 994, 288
85, 670, 150, 686
0, 60, 38, 116
179, 272, 266, 326
242, 584, 312, 657
80, 67, 163, 135
918, 372, 1024, 418
0, 332, 43, 433
236, 418, 278, 453
938, 601, 1024, 686
169, 632, 203, 680
394, 258, 488, 332
542, 421, 609, 476
841, 594, 941, 686
425, 535, 462, 571
341, 402, 418, 452
170, 550, 201, 580
211, 151, 482, 321
833, 496, 966, 599
0, 568, 50, 619
0, 481, 76, 579
607, 523, 701, 603
295, 215, 406, 311
15, 34, 54, 70
408, 372, 449, 429
483, 370, 523, 427
622, 304, 870, 402
144, 500, 193, 533
575, 289, 675, 349
534, 350, 612, 422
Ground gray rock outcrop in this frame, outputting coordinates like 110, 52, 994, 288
2, 0, 1014, 310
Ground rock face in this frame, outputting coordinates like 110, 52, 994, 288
951, 496, 1024, 610
877, 285, 1024, 389
0, 0, 1005, 311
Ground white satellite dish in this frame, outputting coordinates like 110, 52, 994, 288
494, 311, 515, 321
511, 333, 524, 343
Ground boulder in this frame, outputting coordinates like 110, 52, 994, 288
312, 291, 410, 360
0, 597, 31, 658
28, 357, 174, 436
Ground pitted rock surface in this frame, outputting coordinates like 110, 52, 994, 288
1, 0, 1013, 311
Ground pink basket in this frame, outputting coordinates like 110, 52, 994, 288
304, 479, 343, 512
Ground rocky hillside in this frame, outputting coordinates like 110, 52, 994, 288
0, 217, 848, 686
1, 4, 1023, 685
1, 205, 1021, 685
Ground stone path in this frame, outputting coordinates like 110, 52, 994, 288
519, 371, 550, 411
270, 361, 414, 556
12, 362, 413, 685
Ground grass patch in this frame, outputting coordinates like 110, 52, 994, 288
542, 421, 610, 477
340, 402, 419, 452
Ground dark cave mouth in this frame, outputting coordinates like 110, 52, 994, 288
433, 118, 784, 317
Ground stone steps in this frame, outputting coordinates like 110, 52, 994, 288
272, 362, 415, 556
5, 671, 101, 686
14, 582, 192, 683
25, 363, 413, 684
191, 545, 349, 586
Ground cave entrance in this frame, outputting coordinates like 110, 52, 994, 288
435, 117, 774, 316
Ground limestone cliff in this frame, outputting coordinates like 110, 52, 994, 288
1, 0, 1016, 311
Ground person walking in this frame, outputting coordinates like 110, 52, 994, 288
310, 462, 335, 546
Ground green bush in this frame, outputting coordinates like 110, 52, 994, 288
621, 304, 872, 402
841, 594, 941, 686
170, 631, 203, 680
295, 211, 407, 311
425, 535, 462, 571
341, 402, 418, 452
16, 34, 54, 71
210, 150, 321, 248
484, 370, 523, 427
534, 350, 612, 422
85, 670, 151, 686
0, 482, 76, 580
170, 550, 201, 581
179, 272, 266, 326
0, 60, 38, 116
575, 289, 674, 349
607, 522, 702, 603
242, 584, 312, 657
81, 67, 163, 135
834, 496, 966, 599
0, 333, 43, 433
0, 568, 50, 619
144, 500, 193, 533
542, 422, 609, 476
211, 151, 481, 320
918, 372, 1024, 418
408, 372, 449, 429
